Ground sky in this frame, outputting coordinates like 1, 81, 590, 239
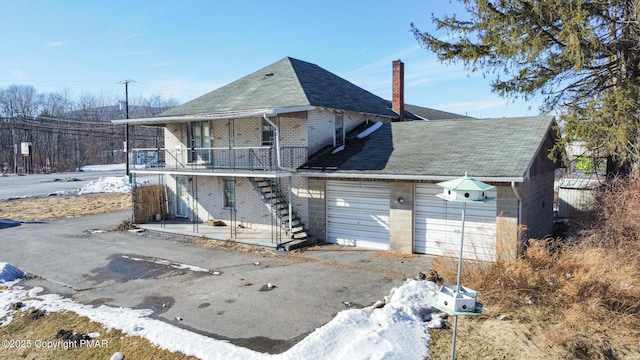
0, 1, 544, 119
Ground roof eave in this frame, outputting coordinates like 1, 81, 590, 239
316, 106, 401, 120
112, 105, 316, 125
295, 171, 524, 183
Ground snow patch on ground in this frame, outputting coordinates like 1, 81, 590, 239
122, 255, 212, 273
282, 279, 439, 360
78, 176, 148, 195
0, 263, 442, 359
80, 164, 126, 172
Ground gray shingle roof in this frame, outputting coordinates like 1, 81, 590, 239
404, 104, 472, 120
299, 116, 557, 181
159, 57, 417, 119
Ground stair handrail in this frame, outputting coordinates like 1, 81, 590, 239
250, 178, 302, 239
248, 147, 271, 171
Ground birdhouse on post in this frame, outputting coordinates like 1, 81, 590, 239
432, 172, 496, 359
436, 172, 494, 203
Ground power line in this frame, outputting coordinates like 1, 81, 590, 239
7, 125, 156, 139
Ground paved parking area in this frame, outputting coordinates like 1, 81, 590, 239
0, 211, 432, 353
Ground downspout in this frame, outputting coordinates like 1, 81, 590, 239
263, 113, 296, 172
511, 181, 523, 253
263, 113, 296, 238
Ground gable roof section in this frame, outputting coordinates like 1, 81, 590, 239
159, 57, 414, 119
404, 104, 472, 120
298, 116, 557, 182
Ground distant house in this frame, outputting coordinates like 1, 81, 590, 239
113, 57, 558, 261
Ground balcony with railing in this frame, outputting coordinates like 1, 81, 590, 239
129, 146, 308, 174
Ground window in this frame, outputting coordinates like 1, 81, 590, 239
261, 117, 275, 146
187, 121, 211, 163
334, 113, 344, 147
223, 178, 235, 209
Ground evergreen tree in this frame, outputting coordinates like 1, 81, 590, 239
412, 0, 640, 176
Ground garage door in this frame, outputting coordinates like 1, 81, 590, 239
414, 184, 497, 261
327, 181, 390, 250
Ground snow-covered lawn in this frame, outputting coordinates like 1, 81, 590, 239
1, 262, 444, 360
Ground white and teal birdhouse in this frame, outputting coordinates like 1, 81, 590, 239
436, 172, 495, 203
433, 284, 483, 316
434, 172, 495, 358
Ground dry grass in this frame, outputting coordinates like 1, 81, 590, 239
0, 307, 198, 360
0, 193, 131, 222
188, 236, 278, 255
429, 175, 640, 359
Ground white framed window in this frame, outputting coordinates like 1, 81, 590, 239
187, 121, 211, 163
334, 113, 344, 147
223, 178, 236, 209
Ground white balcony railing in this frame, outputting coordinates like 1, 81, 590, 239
129, 146, 308, 172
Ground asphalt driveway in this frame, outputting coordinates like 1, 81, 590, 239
0, 210, 432, 353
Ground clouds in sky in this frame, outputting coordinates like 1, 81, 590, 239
141, 76, 221, 102
46, 41, 64, 48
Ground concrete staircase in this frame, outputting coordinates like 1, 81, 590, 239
249, 177, 314, 251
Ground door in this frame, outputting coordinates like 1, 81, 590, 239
327, 180, 390, 250
414, 184, 497, 261
187, 121, 211, 164
176, 176, 189, 218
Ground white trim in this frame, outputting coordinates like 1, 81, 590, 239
129, 169, 289, 178
297, 171, 524, 183
111, 106, 316, 125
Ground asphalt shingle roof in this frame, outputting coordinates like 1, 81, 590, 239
160, 57, 417, 119
404, 104, 472, 120
299, 116, 556, 180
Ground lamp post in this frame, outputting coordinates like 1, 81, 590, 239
432, 172, 495, 360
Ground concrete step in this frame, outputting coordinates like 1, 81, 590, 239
283, 219, 302, 227
280, 237, 316, 251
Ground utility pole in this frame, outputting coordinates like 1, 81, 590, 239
119, 79, 133, 176
9, 100, 17, 174
11, 117, 17, 174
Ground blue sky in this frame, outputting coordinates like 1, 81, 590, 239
0, 1, 543, 118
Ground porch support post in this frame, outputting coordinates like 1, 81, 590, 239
288, 177, 293, 238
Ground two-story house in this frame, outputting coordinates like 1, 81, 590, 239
114, 57, 558, 261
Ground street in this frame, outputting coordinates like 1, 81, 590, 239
0, 169, 155, 200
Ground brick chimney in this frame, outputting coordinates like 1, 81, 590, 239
392, 59, 404, 122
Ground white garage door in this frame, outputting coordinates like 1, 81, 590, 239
327, 181, 390, 250
414, 184, 497, 261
